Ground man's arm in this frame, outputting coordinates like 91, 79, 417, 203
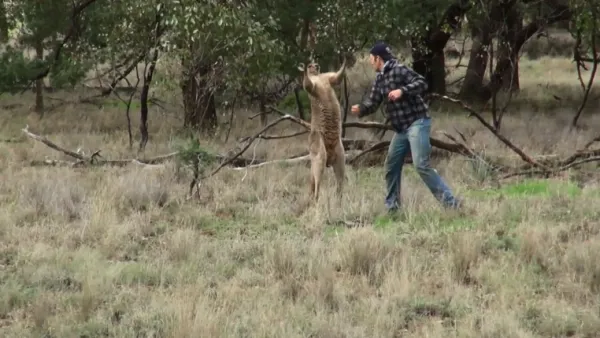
358, 78, 383, 118
395, 65, 428, 97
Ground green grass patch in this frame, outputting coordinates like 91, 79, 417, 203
468, 179, 581, 199
373, 210, 477, 234
442, 216, 477, 232
0, 280, 37, 317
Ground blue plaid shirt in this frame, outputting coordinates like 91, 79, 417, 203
358, 58, 430, 132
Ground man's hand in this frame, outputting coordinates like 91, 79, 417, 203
388, 89, 403, 101
351, 104, 360, 116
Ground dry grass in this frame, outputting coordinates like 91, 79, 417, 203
1, 51, 600, 338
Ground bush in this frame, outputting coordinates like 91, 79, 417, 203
277, 90, 311, 119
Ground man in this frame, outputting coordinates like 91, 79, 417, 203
351, 41, 461, 213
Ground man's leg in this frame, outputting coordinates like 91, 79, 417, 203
384, 131, 410, 212
407, 117, 461, 209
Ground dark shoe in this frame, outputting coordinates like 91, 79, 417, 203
443, 196, 463, 210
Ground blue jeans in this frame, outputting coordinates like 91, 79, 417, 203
385, 117, 460, 211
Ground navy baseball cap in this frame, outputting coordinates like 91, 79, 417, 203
370, 41, 393, 60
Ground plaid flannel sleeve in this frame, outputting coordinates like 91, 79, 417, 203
358, 77, 383, 118
395, 65, 428, 97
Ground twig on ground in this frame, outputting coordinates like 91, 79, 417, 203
0, 138, 24, 143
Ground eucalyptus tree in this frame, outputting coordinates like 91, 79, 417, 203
1, 0, 75, 115
459, 0, 575, 104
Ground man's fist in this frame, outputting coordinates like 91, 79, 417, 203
388, 89, 403, 101
351, 104, 360, 115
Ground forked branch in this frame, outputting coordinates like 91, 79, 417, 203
20, 126, 261, 168
21, 125, 179, 166
572, 23, 598, 128
265, 105, 476, 157
429, 93, 551, 171
427, 94, 600, 179
203, 114, 310, 178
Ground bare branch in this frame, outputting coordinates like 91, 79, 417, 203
20, 125, 271, 169
230, 155, 311, 169
256, 131, 309, 140
204, 115, 309, 178
111, 65, 140, 149
571, 10, 598, 128
501, 156, 600, 180
267, 105, 477, 157
22, 124, 180, 166
22, 125, 86, 161
98, 51, 147, 97
429, 93, 551, 171
582, 135, 600, 150
348, 141, 390, 165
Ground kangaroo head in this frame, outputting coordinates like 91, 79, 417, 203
301, 57, 346, 97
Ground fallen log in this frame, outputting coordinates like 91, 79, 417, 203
20, 89, 600, 190
429, 94, 551, 171
20, 123, 413, 171
265, 105, 476, 158
21, 125, 261, 168
256, 99, 600, 180
427, 94, 600, 179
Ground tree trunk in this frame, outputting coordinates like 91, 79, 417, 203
259, 97, 267, 126
139, 48, 159, 152
411, 39, 447, 95
410, 1, 473, 94
497, 6, 523, 91
293, 86, 306, 121
430, 51, 446, 94
34, 40, 44, 116
459, 27, 491, 101
0, 1, 8, 43
181, 60, 218, 132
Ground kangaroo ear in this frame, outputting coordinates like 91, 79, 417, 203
297, 63, 305, 72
